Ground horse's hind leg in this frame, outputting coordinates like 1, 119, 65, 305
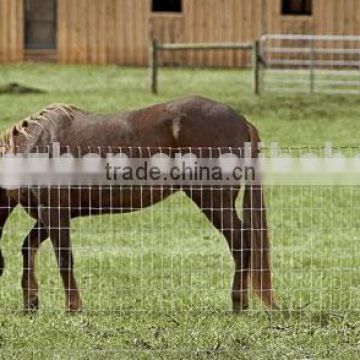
38, 207, 82, 312
30, 186, 82, 312
0, 190, 16, 277
0, 207, 12, 277
185, 187, 250, 312
21, 222, 48, 311
49, 213, 81, 312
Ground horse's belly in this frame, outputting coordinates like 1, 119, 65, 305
71, 187, 175, 216
14, 187, 175, 219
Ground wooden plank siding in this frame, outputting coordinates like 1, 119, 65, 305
57, 0, 149, 65
150, 0, 264, 68
1, 0, 360, 66
0, 0, 23, 62
150, 14, 185, 65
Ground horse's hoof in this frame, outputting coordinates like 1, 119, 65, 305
232, 300, 249, 314
66, 307, 82, 315
0, 254, 4, 277
24, 297, 39, 313
66, 298, 82, 314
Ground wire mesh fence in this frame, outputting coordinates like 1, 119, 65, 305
0, 146, 359, 316
260, 34, 360, 95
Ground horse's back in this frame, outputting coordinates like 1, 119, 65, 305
6, 96, 251, 152
61, 96, 250, 149
163, 96, 250, 147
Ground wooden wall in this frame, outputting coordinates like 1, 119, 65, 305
181, 0, 263, 67
152, 0, 360, 67
151, 0, 264, 67
150, 13, 185, 65
314, 0, 360, 35
0, 0, 23, 62
58, 0, 150, 65
1, 0, 360, 66
263, 0, 360, 35
260, 0, 360, 65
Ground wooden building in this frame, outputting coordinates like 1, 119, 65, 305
0, 0, 360, 67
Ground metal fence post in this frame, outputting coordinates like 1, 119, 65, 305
253, 40, 261, 95
149, 39, 159, 94
310, 44, 315, 93
358, 51, 360, 94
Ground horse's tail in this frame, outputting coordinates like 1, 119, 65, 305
243, 123, 277, 309
0, 188, 16, 277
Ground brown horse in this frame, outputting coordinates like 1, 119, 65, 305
0, 96, 275, 312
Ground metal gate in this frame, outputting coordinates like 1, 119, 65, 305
259, 34, 360, 95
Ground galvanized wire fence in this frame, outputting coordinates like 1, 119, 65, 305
0, 146, 359, 315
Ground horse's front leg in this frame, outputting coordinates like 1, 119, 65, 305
39, 207, 82, 312
21, 222, 48, 311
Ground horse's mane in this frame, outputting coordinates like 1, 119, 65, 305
1, 104, 78, 151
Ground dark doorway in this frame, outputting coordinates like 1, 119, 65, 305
282, 0, 312, 16
281, 0, 312, 16
25, 0, 57, 49
152, 0, 182, 13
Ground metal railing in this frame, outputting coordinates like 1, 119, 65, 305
259, 34, 360, 95
149, 40, 257, 94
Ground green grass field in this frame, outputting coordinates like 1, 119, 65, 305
0, 65, 360, 359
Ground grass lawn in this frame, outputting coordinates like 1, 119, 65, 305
0, 64, 360, 359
